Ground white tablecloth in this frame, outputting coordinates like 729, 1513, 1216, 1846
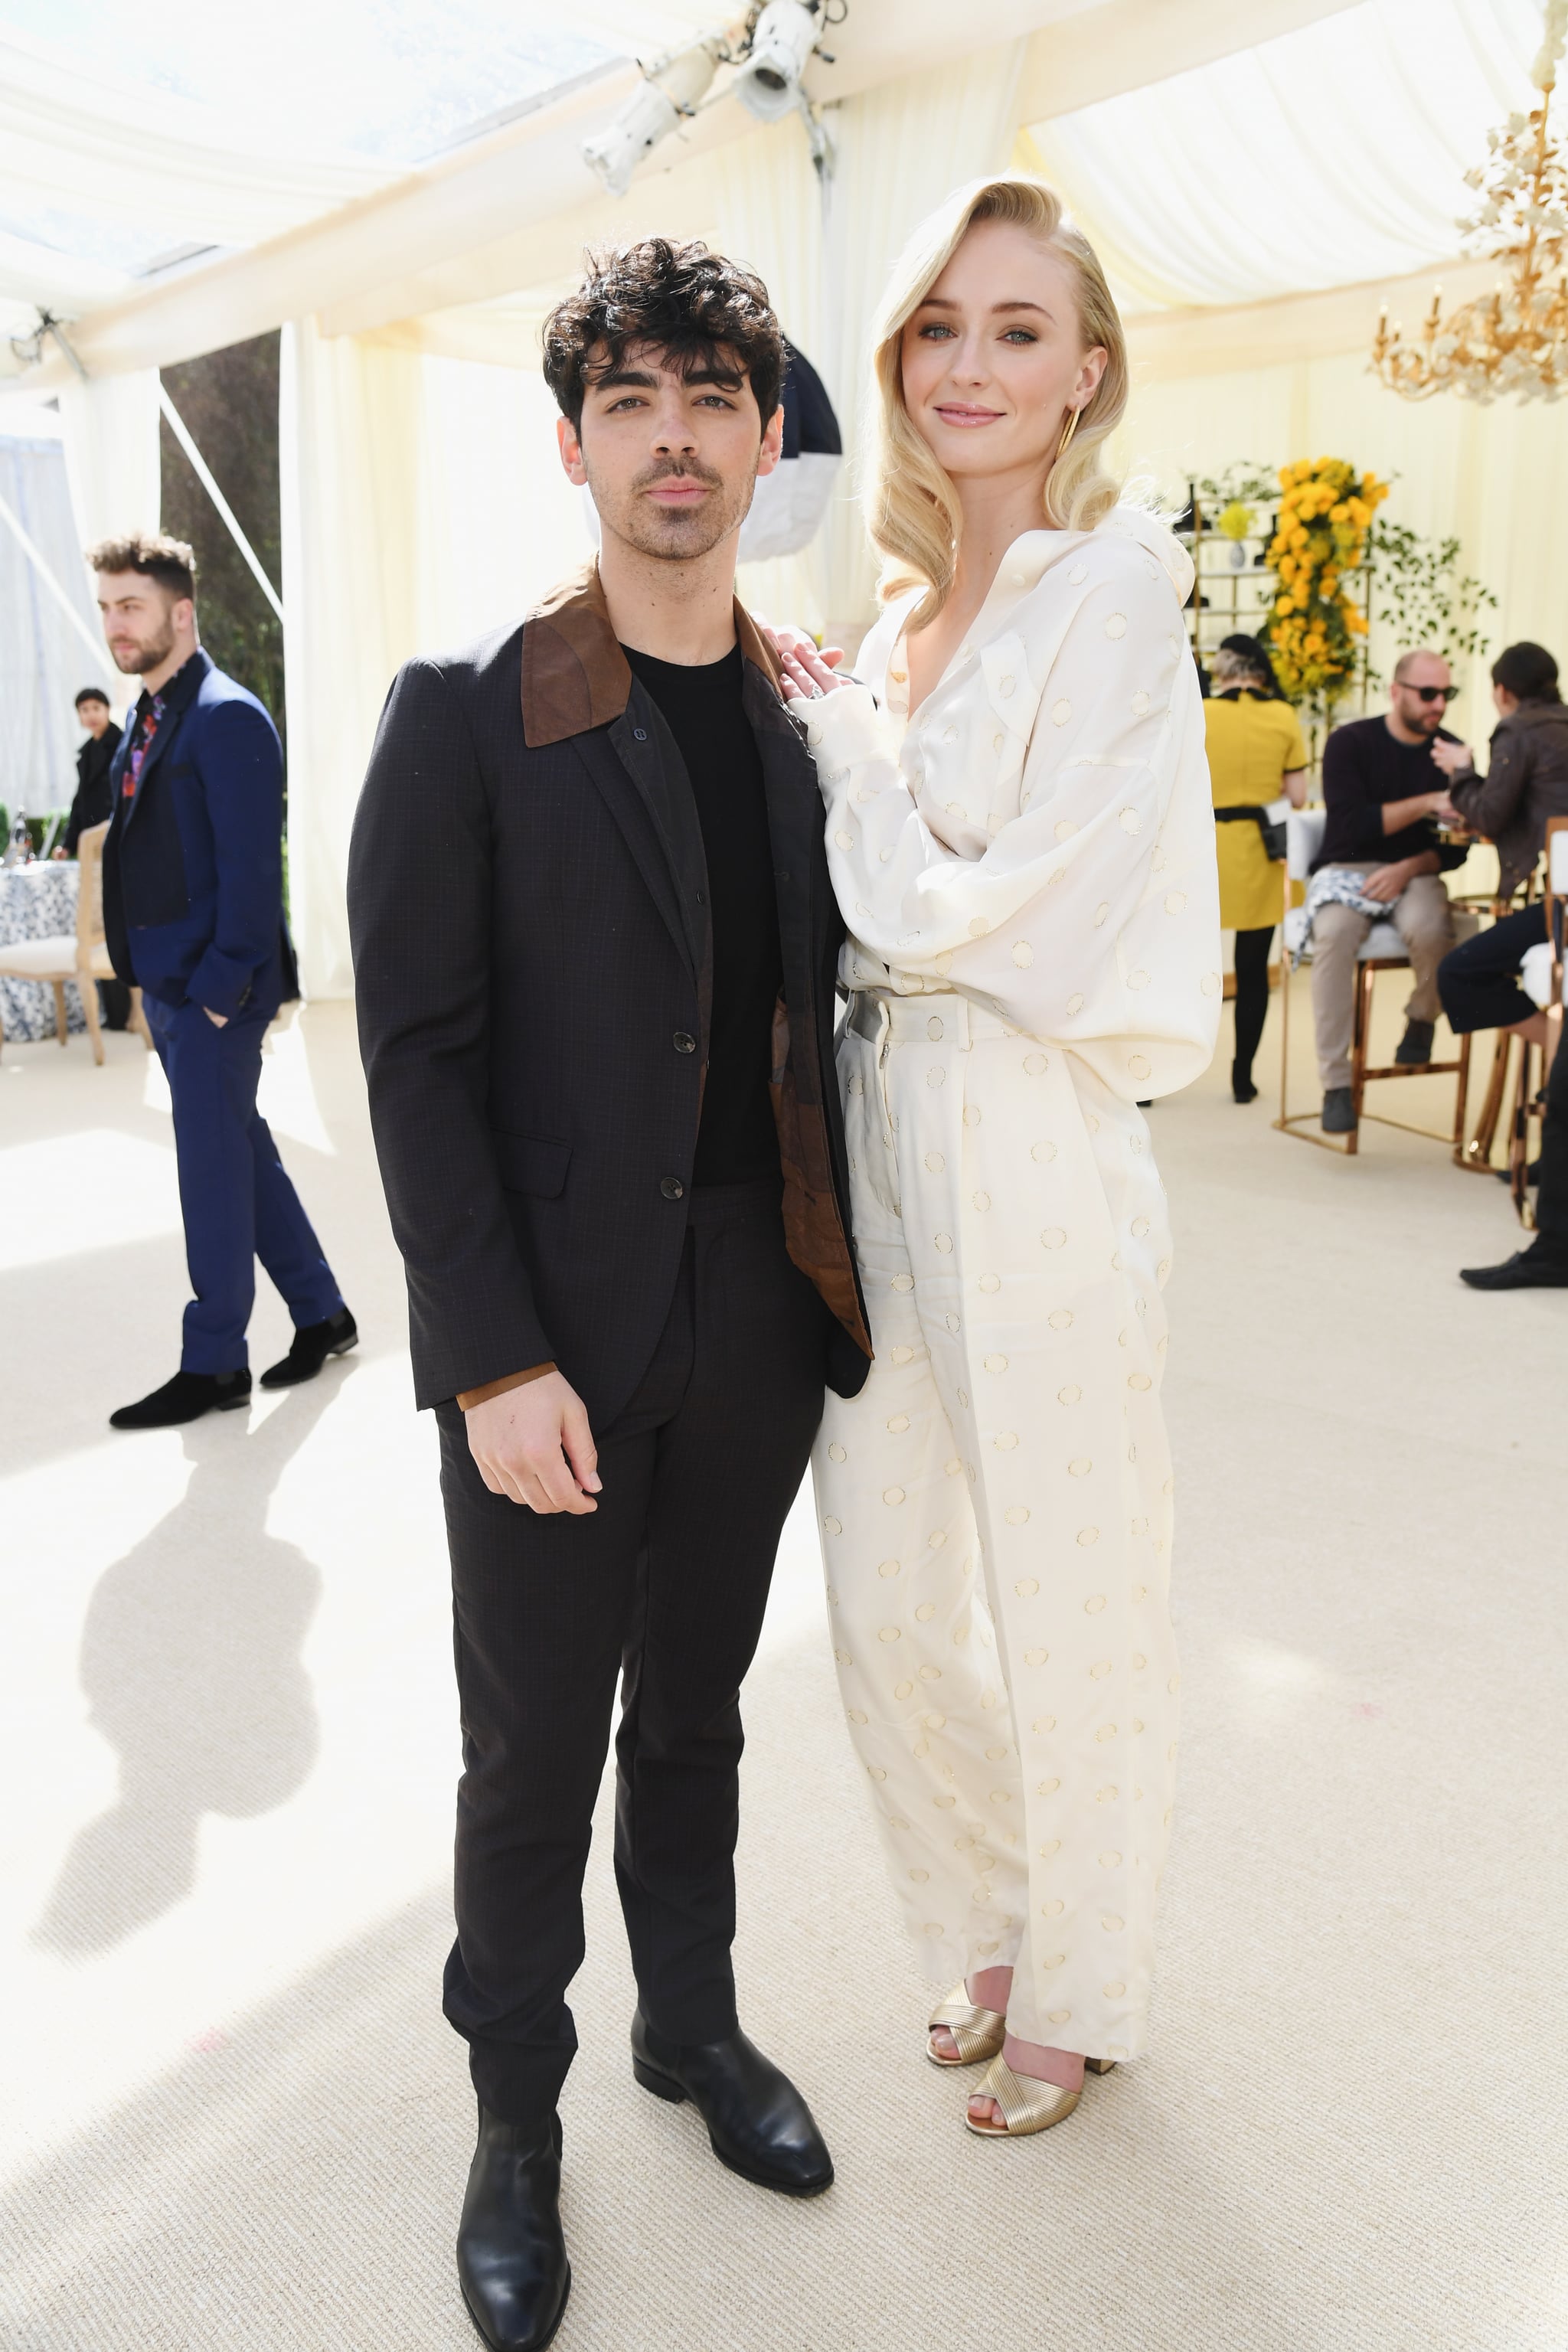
0, 862, 87, 1042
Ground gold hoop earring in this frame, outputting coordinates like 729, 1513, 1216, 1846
1057, 405, 1081, 459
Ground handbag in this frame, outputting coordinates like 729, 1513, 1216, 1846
1214, 803, 1287, 862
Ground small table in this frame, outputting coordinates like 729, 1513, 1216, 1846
0, 861, 86, 1043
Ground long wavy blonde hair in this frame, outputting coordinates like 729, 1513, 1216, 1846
865, 175, 1127, 627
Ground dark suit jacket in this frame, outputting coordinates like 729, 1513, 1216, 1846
348, 564, 871, 1426
64, 721, 122, 854
104, 649, 291, 1017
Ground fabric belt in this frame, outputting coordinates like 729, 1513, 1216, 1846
844, 990, 1016, 1049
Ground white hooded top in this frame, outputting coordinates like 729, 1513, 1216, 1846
802, 504, 1222, 1104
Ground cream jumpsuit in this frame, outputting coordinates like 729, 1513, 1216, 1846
804, 509, 1220, 2062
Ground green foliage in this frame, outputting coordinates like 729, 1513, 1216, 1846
160, 332, 285, 750
1193, 461, 1281, 508
1369, 521, 1497, 678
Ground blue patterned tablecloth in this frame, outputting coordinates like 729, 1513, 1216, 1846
0, 861, 87, 1043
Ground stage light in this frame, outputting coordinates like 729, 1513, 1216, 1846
732, 0, 825, 123
582, 39, 723, 198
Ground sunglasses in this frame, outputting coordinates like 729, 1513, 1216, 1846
1403, 684, 1460, 704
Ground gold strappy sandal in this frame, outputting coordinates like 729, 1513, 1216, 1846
964, 2054, 1117, 2137
926, 1981, 1007, 2069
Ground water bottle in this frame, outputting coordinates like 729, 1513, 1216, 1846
3, 815, 31, 867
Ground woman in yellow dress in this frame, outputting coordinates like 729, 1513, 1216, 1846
1203, 635, 1308, 1101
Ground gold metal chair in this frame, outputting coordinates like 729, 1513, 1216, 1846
1498, 815, 1567, 1223
1275, 807, 1472, 1155
0, 822, 151, 1063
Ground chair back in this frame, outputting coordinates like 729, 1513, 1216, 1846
1286, 807, 1326, 881
75, 821, 109, 970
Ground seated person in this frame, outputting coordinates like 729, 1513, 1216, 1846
1434, 639, 1568, 1068
1459, 1027, 1568, 1289
54, 687, 122, 857
54, 684, 132, 1029
1309, 648, 1468, 1133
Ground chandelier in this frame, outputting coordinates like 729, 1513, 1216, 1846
1371, 2, 1568, 401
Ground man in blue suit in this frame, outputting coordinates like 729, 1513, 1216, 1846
91, 532, 357, 1429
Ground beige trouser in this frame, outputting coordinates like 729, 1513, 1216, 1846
814, 992, 1179, 2063
1310, 866, 1455, 1090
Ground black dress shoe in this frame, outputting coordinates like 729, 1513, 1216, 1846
109, 1368, 251, 1429
456, 2105, 570, 2352
260, 1307, 358, 1389
630, 2011, 833, 2196
1395, 1019, 1436, 1066
1231, 1061, 1259, 1104
1459, 1243, 1568, 1290
1321, 1086, 1357, 1134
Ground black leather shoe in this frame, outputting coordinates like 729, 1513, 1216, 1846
1232, 1062, 1259, 1104
1459, 1244, 1568, 1290
630, 2011, 833, 2196
109, 1368, 251, 1429
456, 2105, 570, 2352
260, 1307, 358, 1388
1395, 1019, 1436, 1065
1321, 1086, 1357, 1134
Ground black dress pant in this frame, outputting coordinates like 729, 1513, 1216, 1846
1437, 903, 1545, 1036
435, 1178, 829, 2128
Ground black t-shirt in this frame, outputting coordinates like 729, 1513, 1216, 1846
1315, 712, 1469, 873
622, 642, 783, 1187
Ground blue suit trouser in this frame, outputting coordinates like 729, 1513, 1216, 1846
144, 995, 343, 1374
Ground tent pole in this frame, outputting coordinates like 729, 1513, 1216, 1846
157, 383, 286, 625
0, 488, 112, 667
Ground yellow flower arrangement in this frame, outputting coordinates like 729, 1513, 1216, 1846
1265, 456, 1388, 706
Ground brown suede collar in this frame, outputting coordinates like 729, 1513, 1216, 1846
521, 559, 785, 748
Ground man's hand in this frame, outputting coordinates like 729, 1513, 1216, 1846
466, 1370, 602, 1514
1361, 859, 1411, 903
204, 1007, 229, 1027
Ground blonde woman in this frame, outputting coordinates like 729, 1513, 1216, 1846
771, 178, 1220, 2136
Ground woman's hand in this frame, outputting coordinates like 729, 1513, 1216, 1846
1429, 738, 1474, 778
776, 638, 851, 707
756, 619, 850, 706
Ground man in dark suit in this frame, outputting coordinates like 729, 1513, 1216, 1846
349, 240, 870, 2352
56, 684, 132, 1027
91, 532, 356, 1429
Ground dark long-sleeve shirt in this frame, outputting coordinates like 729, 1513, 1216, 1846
1314, 713, 1468, 874
63, 721, 122, 854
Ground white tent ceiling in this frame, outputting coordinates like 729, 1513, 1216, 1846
0, 0, 1423, 378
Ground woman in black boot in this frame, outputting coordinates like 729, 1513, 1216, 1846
1203, 635, 1308, 1101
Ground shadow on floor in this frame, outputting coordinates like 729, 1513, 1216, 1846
32, 1380, 346, 1955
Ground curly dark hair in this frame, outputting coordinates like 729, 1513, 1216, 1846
542, 237, 784, 431
86, 530, 197, 601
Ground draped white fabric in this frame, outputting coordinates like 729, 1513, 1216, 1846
0, 29, 389, 259
0, 433, 113, 813
279, 325, 597, 996
57, 369, 162, 550
1032, 0, 1546, 309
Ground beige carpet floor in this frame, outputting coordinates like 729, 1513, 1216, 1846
1, 983, 1563, 2352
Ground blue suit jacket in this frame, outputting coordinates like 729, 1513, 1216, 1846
103, 649, 290, 1018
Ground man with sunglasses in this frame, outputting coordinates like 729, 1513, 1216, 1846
1308, 649, 1468, 1134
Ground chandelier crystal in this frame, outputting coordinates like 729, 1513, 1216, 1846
1371, 2, 1568, 401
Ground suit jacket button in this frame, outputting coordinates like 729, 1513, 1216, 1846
673, 1031, 697, 1054
661, 1176, 685, 1200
